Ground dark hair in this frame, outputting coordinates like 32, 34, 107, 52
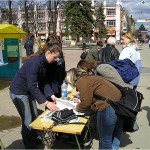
44, 35, 61, 48
77, 60, 97, 73
28, 33, 35, 39
42, 44, 61, 53
25, 44, 61, 60
97, 41, 103, 47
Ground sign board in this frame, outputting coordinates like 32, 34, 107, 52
137, 19, 150, 22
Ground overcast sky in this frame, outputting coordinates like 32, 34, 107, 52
121, 0, 150, 31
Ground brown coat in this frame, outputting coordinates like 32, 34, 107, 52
75, 75, 122, 112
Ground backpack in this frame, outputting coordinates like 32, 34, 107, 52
80, 51, 88, 59
94, 86, 144, 121
106, 58, 139, 83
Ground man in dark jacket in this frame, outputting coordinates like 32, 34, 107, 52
24, 33, 35, 56
98, 36, 120, 63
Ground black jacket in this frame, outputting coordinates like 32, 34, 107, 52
46, 51, 66, 97
24, 39, 34, 55
10, 54, 54, 104
98, 44, 120, 63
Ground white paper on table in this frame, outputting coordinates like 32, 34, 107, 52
40, 110, 54, 122
55, 98, 76, 109
56, 98, 84, 115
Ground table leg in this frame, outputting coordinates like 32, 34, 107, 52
74, 134, 81, 150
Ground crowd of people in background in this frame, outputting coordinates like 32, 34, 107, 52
10, 32, 141, 149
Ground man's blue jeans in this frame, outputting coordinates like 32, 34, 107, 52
97, 106, 117, 149
9, 91, 38, 149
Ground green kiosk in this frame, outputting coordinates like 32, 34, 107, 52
0, 24, 26, 79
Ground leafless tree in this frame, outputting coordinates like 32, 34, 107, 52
8, 0, 13, 24
46, 0, 58, 36
23, 0, 30, 34
0, 0, 19, 25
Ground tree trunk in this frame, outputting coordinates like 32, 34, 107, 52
8, 0, 12, 24
24, 0, 29, 34
53, 1, 57, 35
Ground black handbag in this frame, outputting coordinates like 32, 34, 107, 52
51, 108, 77, 125
94, 88, 144, 121
123, 119, 139, 132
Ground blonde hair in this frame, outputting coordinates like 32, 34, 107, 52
121, 32, 136, 44
121, 32, 139, 48
65, 68, 89, 86
34, 37, 42, 49
65, 68, 77, 87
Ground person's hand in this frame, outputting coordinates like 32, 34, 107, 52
46, 101, 59, 112
72, 98, 80, 103
51, 95, 56, 104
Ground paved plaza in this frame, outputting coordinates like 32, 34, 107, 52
0, 44, 150, 149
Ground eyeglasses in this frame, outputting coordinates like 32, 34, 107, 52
53, 54, 60, 60
53, 55, 58, 59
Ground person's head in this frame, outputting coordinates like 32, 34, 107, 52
65, 67, 89, 87
42, 44, 61, 63
96, 41, 103, 50
65, 68, 77, 87
107, 36, 116, 45
28, 33, 35, 40
25, 42, 61, 63
77, 60, 96, 74
121, 32, 136, 45
44, 35, 61, 48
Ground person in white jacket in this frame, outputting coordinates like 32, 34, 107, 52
119, 32, 141, 87
113, 32, 141, 150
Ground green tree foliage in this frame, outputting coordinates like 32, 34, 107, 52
63, 0, 94, 40
95, 4, 107, 39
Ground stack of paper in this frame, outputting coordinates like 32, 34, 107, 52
55, 98, 84, 115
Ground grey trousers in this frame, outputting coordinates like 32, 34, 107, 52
96, 64, 133, 89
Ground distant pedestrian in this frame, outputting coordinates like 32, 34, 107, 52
24, 33, 35, 56
98, 36, 120, 63
33, 37, 42, 53
148, 39, 150, 48
85, 41, 103, 63
82, 42, 86, 51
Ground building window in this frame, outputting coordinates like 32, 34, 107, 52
38, 23, 46, 30
38, 12, 45, 19
107, 9, 115, 16
106, 20, 115, 27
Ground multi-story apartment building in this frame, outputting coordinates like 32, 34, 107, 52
0, 0, 127, 42
94, 0, 127, 42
